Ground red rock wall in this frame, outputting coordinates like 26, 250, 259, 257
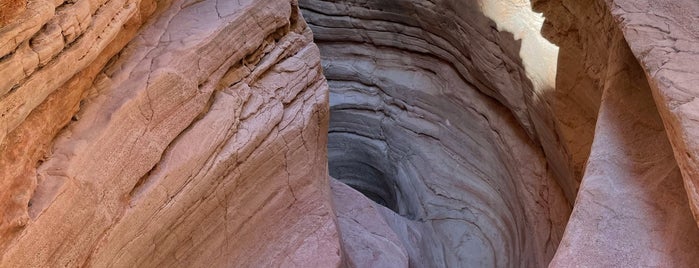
536, 0, 699, 265
0, 0, 158, 253
1, 0, 698, 267
0, 0, 25, 26
0, 0, 341, 267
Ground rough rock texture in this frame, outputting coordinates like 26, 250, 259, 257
0, 0, 25, 26
607, 0, 699, 227
0, 0, 158, 251
0, 0, 341, 266
549, 26, 699, 267
2, 0, 699, 267
300, 0, 571, 266
303, 0, 699, 266
534, 0, 699, 266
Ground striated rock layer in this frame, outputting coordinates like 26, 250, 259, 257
0, 0, 341, 266
1, 0, 699, 267
0, 0, 158, 251
300, 0, 571, 266
303, 0, 699, 266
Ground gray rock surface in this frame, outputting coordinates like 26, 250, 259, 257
301, 0, 571, 266
330, 177, 409, 268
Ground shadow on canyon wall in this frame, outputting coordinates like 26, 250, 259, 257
534, 0, 699, 265
303, 0, 699, 265
300, 0, 573, 266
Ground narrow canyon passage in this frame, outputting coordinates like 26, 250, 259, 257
300, 0, 570, 266
301, 0, 699, 267
1, 0, 699, 267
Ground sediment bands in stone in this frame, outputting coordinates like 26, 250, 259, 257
0, 0, 699, 267
0, 1, 340, 266
300, 0, 570, 266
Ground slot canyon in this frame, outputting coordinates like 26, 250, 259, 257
0, 0, 698, 267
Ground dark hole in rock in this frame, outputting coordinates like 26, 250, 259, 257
328, 146, 398, 212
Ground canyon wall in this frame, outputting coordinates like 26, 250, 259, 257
0, 0, 698, 267
534, 0, 699, 265
301, 0, 699, 266
299, 0, 571, 266
609, 0, 699, 226
0, 0, 341, 266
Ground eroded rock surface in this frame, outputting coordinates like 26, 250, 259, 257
549, 27, 699, 267
0, 0, 158, 252
0, 0, 25, 26
0, 0, 340, 266
304, 0, 699, 266
535, 0, 699, 266
330, 177, 409, 268
301, 0, 571, 266
608, 0, 699, 226
1, 0, 699, 267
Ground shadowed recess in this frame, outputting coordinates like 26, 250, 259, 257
300, 0, 571, 266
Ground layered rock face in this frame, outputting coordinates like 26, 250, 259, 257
301, 0, 699, 267
300, 0, 571, 266
0, 0, 340, 266
1, 0, 159, 252
1, 0, 699, 267
534, 0, 699, 265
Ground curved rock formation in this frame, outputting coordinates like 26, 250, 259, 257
535, 0, 699, 265
0, 0, 699, 267
300, 0, 571, 266
302, 0, 699, 266
0, 0, 340, 266
608, 0, 699, 225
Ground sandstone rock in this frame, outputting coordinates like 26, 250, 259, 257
330, 177, 409, 268
0, 0, 341, 266
1, 0, 699, 267
0, 0, 158, 252
301, 0, 571, 266
0, 0, 149, 139
304, 0, 699, 266
607, 0, 699, 228
0, 0, 25, 27
549, 26, 699, 267
536, 0, 699, 266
